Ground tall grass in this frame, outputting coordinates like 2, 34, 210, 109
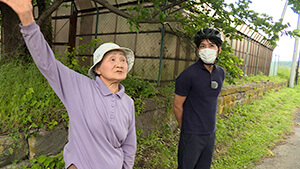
213, 86, 300, 168
277, 65, 291, 80
0, 61, 66, 134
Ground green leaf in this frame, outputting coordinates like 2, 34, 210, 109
37, 155, 47, 164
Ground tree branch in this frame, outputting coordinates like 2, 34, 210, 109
167, 6, 185, 16
92, 0, 179, 23
151, 0, 187, 18
92, 0, 133, 18
36, 0, 65, 25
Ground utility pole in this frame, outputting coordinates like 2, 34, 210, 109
281, 0, 288, 19
269, 0, 287, 76
289, 14, 300, 88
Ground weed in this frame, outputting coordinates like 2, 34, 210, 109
134, 127, 179, 169
212, 86, 300, 169
22, 151, 64, 169
0, 61, 65, 135
121, 75, 157, 98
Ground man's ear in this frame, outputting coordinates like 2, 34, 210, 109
218, 47, 222, 54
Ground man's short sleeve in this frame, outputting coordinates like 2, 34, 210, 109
175, 70, 192, 97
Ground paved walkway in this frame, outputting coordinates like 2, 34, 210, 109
253, 111, 300, 169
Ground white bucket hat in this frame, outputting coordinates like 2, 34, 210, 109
88, 42, 135, 79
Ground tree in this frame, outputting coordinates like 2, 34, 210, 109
0, 3, 25, 60
0, 0, 64, 60
93, 0, 299, 44
1, 0, 299, 81
288, 0, 300, 14
93, 0, 298, 82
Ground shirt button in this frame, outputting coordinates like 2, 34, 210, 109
110, 115, 114, 119
111, 104, 114, 107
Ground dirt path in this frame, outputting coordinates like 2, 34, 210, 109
253, 111, 300, 169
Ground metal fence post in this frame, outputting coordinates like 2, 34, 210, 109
272, 54, 277, 75
157, 23, 165, 87
157, 0, 167, 86
263, 49, 268, 74
244, 31, 255, 76
94, 2, 99, 40
255, 39, 264, 75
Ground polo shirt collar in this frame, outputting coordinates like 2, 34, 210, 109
197, 59, 216, 72
95, 76, 125, 98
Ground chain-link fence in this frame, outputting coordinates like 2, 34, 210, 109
51, 0, 274, 84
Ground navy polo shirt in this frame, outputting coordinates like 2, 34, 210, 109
175, 59, 225, 134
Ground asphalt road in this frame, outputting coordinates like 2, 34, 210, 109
253, 111, 300, 169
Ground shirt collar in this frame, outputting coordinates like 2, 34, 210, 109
95, 76, 125, 98
197, 59, 206, 69
197, 59, 216, 72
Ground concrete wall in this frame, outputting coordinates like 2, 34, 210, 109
0, 81, 287, 168
217, 81, 287, 114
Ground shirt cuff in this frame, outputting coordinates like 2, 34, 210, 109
19, 21, 39, 34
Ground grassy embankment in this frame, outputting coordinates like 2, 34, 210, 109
1, 60, 300, 168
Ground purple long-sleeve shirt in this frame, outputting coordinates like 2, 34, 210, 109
20, 22, 136, 169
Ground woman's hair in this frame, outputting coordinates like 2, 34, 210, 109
93, 62, 101, 77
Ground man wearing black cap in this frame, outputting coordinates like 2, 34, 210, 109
173, 28, 225, 169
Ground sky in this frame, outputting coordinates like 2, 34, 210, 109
226, 0, 299, 61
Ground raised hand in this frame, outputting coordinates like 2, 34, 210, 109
0, 0, 34, 26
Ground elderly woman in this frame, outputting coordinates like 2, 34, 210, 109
0, 0, 136, 168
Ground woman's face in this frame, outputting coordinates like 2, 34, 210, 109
95, 50, 128, 83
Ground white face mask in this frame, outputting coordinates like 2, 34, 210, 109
198, 48, 218, 64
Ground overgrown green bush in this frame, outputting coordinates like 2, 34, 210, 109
0, 40, 158, 134
239, 71, 286, 84
218, 41, 244, 84
223, 70, 288, 86
22, 152, 64, 169
134, 124, 179, 169
277, 65, 291, 80
121, 76, 157, 98
0, 60, 66, 135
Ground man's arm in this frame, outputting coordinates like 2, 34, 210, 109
173, 94, 186, 128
